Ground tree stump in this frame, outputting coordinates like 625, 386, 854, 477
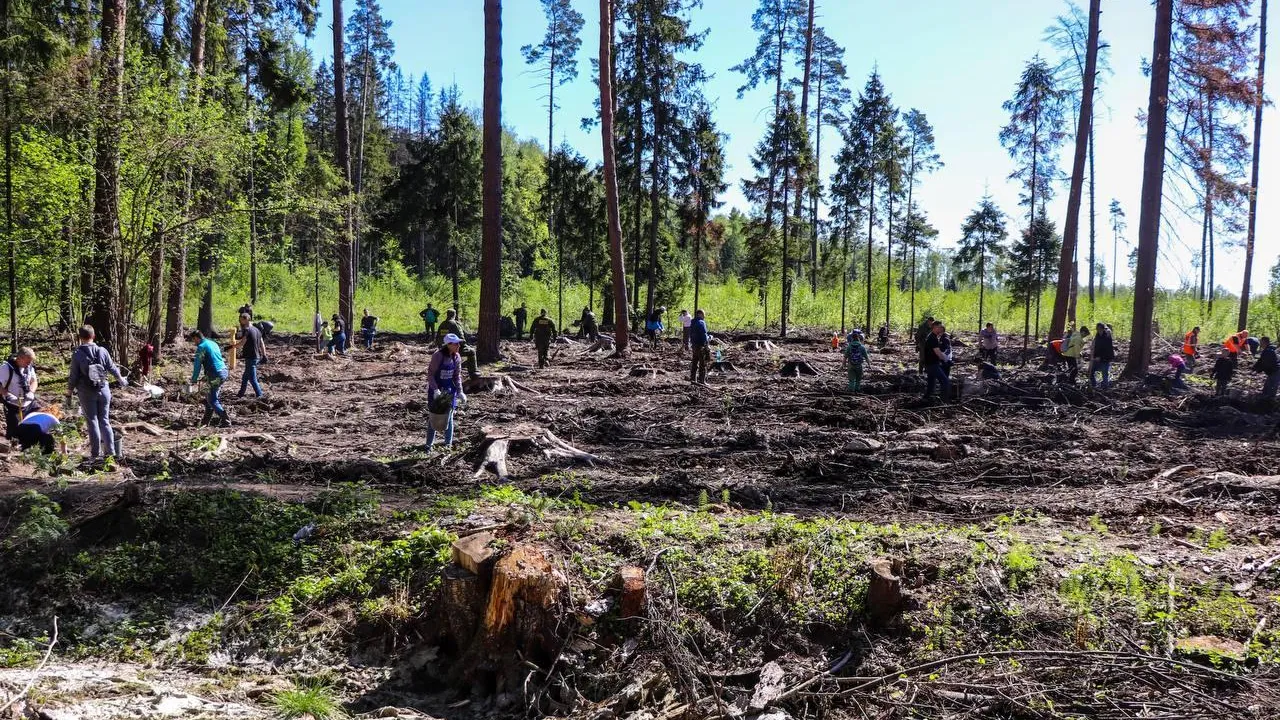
440, 564, 486, 651
866, 558, 904, 627
464, 374, 539, 395
710, 361, 738, 373
628, 365, 662, 378
473, 425, 602, 481
743, 340, 777, 352
618, 566, 646, 619
780, 360, 818, 377
586, 337, 616, 353
481, 545, 566, 666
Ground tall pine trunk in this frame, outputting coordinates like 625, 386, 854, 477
332, 0, 355, 334
1239, 0, 1267, 331
87, 0, 127, 357
2, 0, 13, 354
1125, 0, 1173, 378
166, 0, 205, 346
796, 0, 814, 296
599, 0, 629, 354
1050, 0, 1100, 340
477, 0, 503, 364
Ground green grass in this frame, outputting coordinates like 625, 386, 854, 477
271, 680, 346, 720
134, 260, 1280, 343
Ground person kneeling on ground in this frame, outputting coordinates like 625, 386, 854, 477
844, 329, 869, 393
1253, 336, 1279, 402
328, 314, 347, 355
15, 401, 59, 455
426, 334, 468, 449
1213, 348, 1235, 397
689, 309, 711, 384
189, 329, 231, 427
1169, 354, 1189, 391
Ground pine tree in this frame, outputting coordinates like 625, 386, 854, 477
953, 197, 1008, 329
900, 109, 940, 327
999, 56, 1067, 348
676, 105, 726, 310
598, 0, 630, 354
87, 0, 127, 354
1007, 211, 1061, 342
806, 28, 849, 294
1109, 199, 1125, 297
522, 0, 583, 327
849, 71, 896, 333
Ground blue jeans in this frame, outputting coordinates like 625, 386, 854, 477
924, 363, 950, 400
239, 358, 262, 397
362, 328, 375, 349
1091, 362, 1111, 389
77, 387, 114, 457
328, 332, 346, 354
203, 370, 228, 423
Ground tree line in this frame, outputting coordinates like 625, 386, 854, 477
0, 0, 1271, 376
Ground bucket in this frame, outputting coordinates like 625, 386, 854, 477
429, 410, 452, 432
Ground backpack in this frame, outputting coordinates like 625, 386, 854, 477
77, 346, 108, 389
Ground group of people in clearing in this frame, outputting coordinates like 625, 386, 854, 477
5, 299, 1277, 462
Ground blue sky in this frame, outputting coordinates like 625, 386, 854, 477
312, 0, 1277, 294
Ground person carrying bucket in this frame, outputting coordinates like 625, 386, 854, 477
426, 333, 468, 449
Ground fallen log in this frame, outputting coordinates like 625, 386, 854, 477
780, 360, 818, 377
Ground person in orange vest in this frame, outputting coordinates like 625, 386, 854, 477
1182, 326, 1200, 366
1225, 330, 1248, 359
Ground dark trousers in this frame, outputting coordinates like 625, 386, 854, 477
15, 423, 54, 454
3, 402, 18, 440
980, 348, 997, 364
536, 341, 550, 368
516, 321, 526, 340
690, 345, 710, 383
1065, 356, 1079, 383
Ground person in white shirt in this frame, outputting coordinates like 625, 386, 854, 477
0, 347, 37, 439
678, 309, 693, 352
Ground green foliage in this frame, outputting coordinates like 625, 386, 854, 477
1002, 543, 1040, 590
3, 491, 69, 565
272, 679, 346, 720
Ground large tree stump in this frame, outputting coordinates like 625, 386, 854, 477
618, 566, 646, 619
440, 564, 486, 651
464, 374, 539, 395
473, 425, 602, 480
586, 337, 616, 353
780, 360, 818, 377
481, 545, 566, 671
710, 361, 738, 373
743, 340, 777, 352
866, 558, 904, 627
628, 365, 662, 378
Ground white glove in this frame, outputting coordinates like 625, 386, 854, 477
118, 378, 129, 388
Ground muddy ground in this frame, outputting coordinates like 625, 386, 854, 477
2, 328, 1279, 719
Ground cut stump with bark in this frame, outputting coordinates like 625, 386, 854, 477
464, 375, 539, 396
586, 337, 616, 353
710, 361, 738, 373
628, 366, 663, 378
866, 557, 905, 627
474, 425, 602, 481
743, 340, 777, 352
618, 565, 646, 619
780, 360, 818, 377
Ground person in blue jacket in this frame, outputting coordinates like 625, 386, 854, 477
188, 329, 231, 427
688, 309, 711, 383
426, 333, 468, 449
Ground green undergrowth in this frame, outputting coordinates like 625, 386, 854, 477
0, 482, 1276, 672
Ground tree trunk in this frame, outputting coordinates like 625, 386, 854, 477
599, 0, 629, 354
885, 190, 894, 332
796, 0, 815, 297
1239, 0, 1267, 331
1049, 0, 1100, 340
58, 219, 74, 332
645, 70, 662, 313
864, 174, 875, 332
780, 157, 791, 338
630, 33, 645, 314
840, 210, 848, 333
3, 0, 14, 355
1124, 0, 1173, 378
1088, 123, 1096, 304
477, 0, 502, 364
197, 237, 213, 336
332, 0, 355, 334
87, 0, 127, 357
146, 226, 164, 356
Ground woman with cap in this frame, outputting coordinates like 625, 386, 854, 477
426, 333, 468, 449
329, 314, 347, 355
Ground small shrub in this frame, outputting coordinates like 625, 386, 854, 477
271, 679, 346, 719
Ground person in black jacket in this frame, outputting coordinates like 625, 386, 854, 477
1212, 348, 1235, 396
1089, 323, 1116, 389
1253, 336, 1279, 402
